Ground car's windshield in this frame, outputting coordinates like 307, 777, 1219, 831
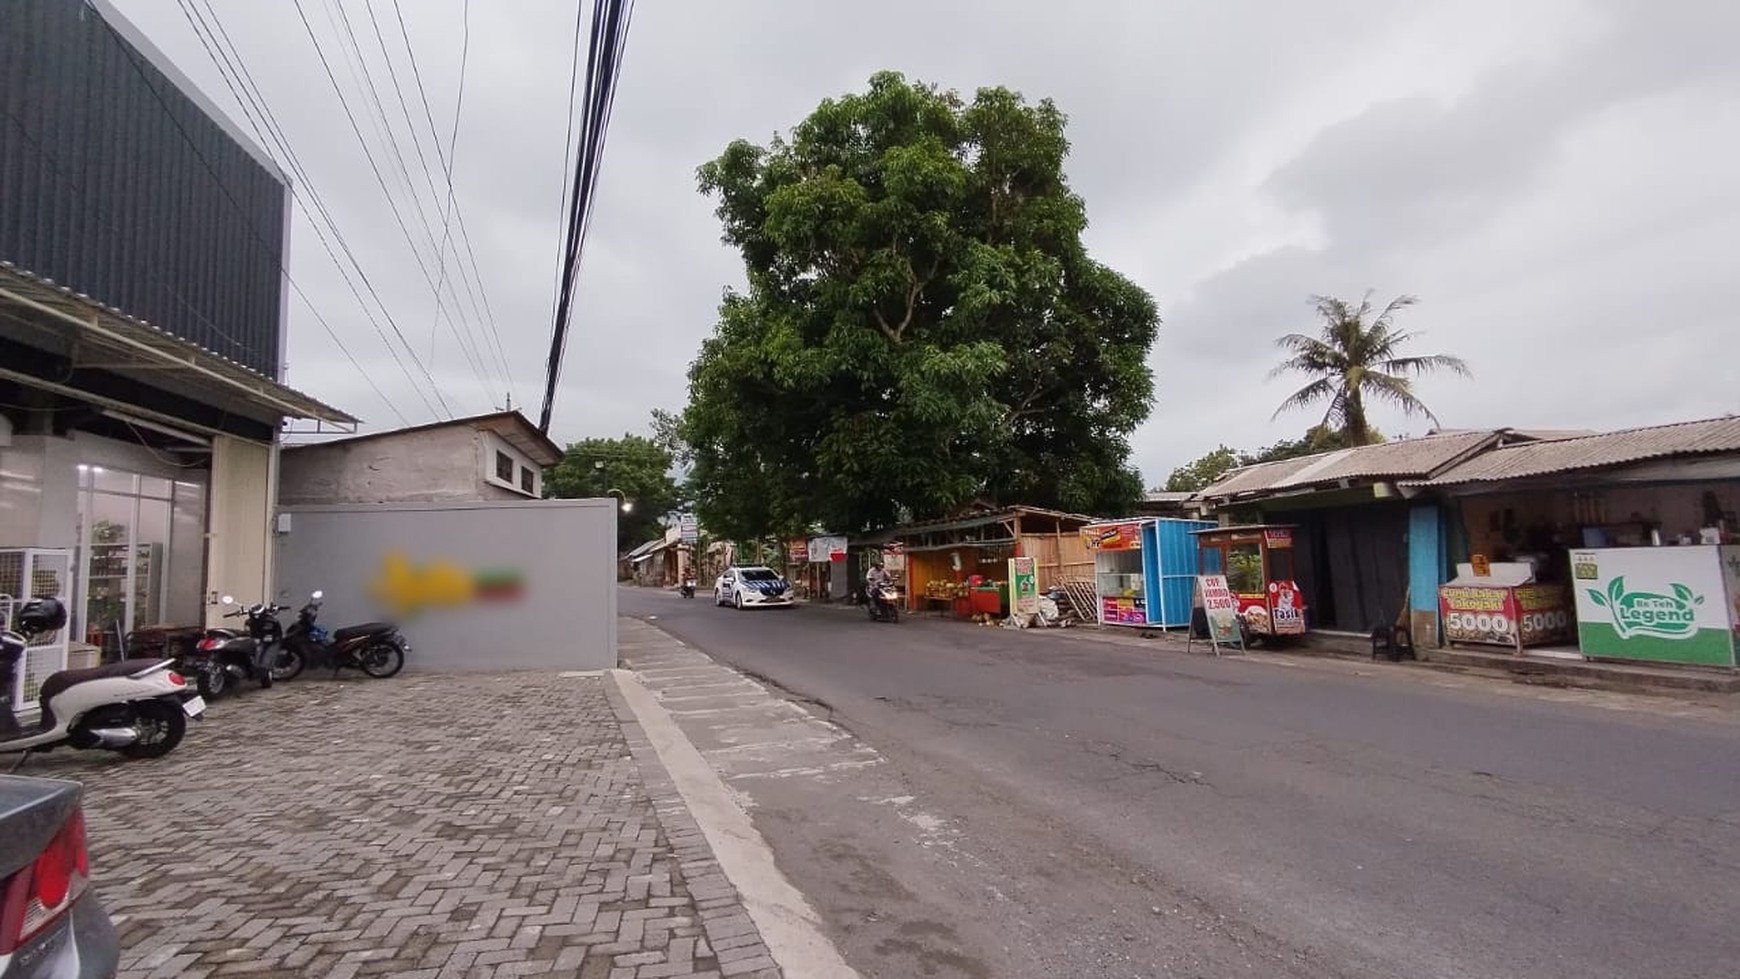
740, 569, 780, 581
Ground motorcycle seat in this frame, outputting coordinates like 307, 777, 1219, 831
333, 622, 395, 642
38, 658, 171, 703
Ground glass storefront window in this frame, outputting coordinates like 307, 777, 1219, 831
74, 465, 204, 649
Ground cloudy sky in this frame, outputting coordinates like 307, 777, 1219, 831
114, 0, 1740, 487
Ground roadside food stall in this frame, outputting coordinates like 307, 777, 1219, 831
1438, 558, 1573, 654
1081, 518, 1215, 628
1569, 545, 1740, 667
1191, 525, 1307, 642
1083, 519, 1148, 625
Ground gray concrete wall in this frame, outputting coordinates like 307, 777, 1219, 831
274, 499, 617, 672
279, 428, 507, 505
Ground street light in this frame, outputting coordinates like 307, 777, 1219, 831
594, 459, 632, 512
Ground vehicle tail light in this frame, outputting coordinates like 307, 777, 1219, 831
197, 638, 219, 651
167, 672, 186, 687
0, 807, 91, 954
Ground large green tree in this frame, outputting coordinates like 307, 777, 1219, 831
1271, 292, 1470, 445
680, 71, 1160, 541
545, 431, 682, 551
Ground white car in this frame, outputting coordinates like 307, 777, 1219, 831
715, 566, 795, 609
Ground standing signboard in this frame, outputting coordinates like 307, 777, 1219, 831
679, 514, 699, 544
1008, 556, 1039, 624
1189, 574, 1245, 655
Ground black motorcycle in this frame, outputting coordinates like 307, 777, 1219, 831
270, 590, 407, 681
188, 596, 280, 699
679, 577, 696, 599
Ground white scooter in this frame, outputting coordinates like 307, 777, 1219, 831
2, 596, 205, 771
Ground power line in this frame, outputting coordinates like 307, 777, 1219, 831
289, 0, 482, 417
318, 0, 497, 405
375, 0, 515, 406
541, 0, 637, 434
177, 0, 437, 422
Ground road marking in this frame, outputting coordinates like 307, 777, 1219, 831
611, 668, 862, 979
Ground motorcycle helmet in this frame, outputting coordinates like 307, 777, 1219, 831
14, 596, 68, 636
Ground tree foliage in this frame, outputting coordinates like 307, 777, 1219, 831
544, 429, 682, 551
679, 71, 1160, 541
1164, 445, 1244, 492
1271, 292, 1470, 445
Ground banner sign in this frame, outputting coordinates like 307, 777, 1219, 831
881, 543, 907, 573
1570, 548, 1735, 666
1268, 580, 1307, 635
808, 535, 847, 563
1440, 584, 1573, 647
1082, 521, 1144, 552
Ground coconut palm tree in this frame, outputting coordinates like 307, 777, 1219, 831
1270, 292, 1470, 445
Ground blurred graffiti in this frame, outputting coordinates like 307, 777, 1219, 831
370, 551, 526, 617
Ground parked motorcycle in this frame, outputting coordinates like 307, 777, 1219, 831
187, 597, 281, 699
867, 584, 903, 623
269, 591, 407, 681
2, 597, 205, 769
679, 577, 696, 599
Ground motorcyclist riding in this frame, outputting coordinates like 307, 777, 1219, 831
865, 563, 900, 622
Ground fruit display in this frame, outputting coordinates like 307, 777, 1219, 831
924, 579, 970, 600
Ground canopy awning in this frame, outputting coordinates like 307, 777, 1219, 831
0, 261, 356, 427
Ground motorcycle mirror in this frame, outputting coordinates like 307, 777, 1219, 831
220, 594, 234, 605
311, 590, 324, 600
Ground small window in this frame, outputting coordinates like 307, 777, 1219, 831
519, 466, 535, 493
495, 450, 514, 482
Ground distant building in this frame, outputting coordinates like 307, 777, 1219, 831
278, 411, 563, 506
1136, 491, 1202, 519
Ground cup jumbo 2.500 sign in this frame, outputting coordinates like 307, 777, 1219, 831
1570, 548, 1736, 666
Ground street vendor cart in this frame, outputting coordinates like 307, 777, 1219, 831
1438, 559, 1573, 654
1191, 525, 1307, 643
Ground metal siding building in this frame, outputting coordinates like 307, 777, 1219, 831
0, 0, 287, 377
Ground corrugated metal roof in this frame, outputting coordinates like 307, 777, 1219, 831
0, 262, 354, 424
1196, 430, 1499, 501
1417, 416, 1740, 486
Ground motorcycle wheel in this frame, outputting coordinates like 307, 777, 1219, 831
359, 642, 405, 679
272, 648, 306, 682
119, 700, 187, 759
197, 667, 229, 701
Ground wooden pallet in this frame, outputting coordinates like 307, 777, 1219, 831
1060, 578, 1099, 624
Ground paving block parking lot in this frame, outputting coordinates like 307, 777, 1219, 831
24, 672, 781, 979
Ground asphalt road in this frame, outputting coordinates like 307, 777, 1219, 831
622, 587, 1740, 979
